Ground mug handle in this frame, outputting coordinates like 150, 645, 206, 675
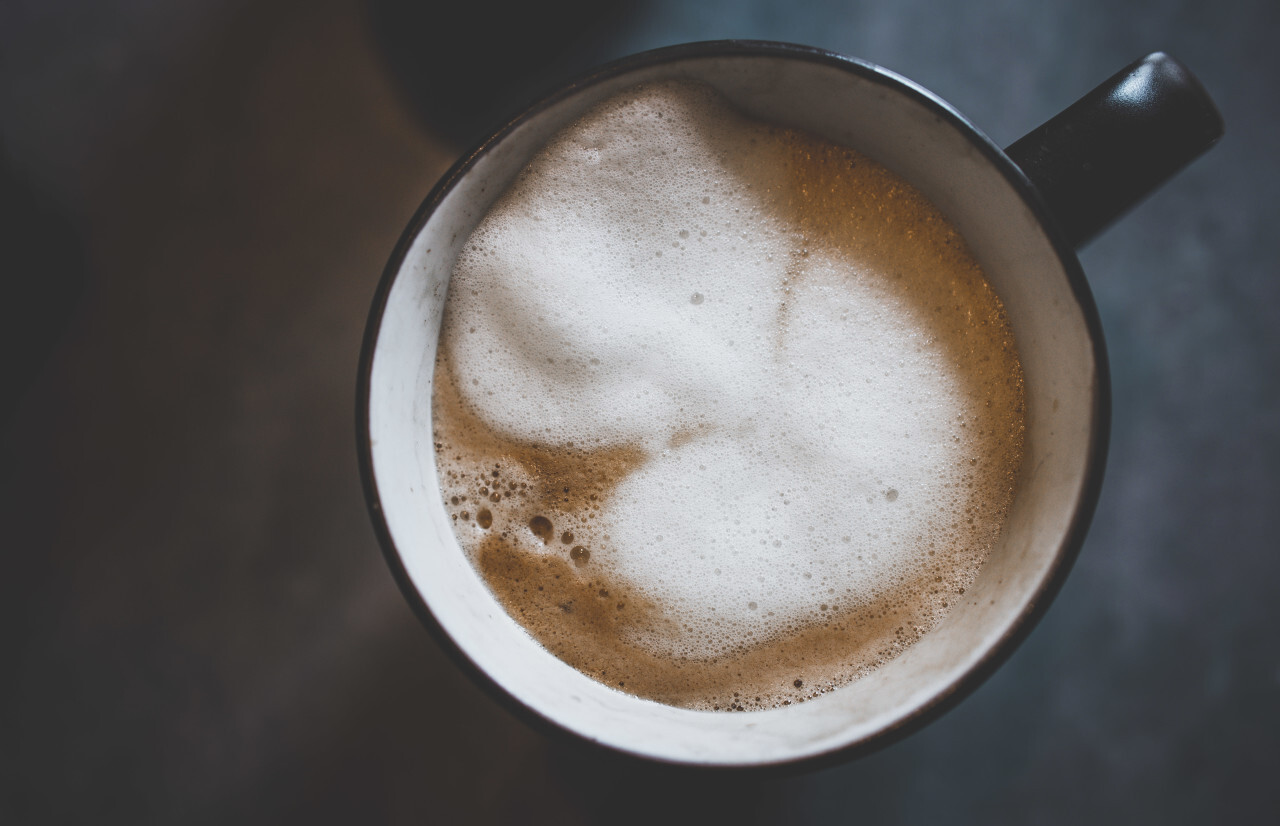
1005, 52, 1224, 250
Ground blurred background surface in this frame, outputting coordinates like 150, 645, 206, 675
1, 0, 1276, 823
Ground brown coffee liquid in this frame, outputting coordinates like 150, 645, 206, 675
432, 82, 1025, 711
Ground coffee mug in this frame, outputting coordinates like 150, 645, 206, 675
358, 42, 1221, 767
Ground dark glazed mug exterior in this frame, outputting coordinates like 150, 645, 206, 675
358, 42, 1222, 768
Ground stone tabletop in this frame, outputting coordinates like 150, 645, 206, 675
2, 0, 1275, 822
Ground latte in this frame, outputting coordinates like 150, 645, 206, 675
431, 81, 1025, 711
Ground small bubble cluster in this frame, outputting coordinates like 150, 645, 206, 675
432, 81, 1025, 711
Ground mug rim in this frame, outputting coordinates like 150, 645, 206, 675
356, 39, 1111, 770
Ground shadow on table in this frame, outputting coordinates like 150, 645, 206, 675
366, 0, 646, 147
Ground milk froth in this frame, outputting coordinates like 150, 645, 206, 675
432, 81, 1025, 710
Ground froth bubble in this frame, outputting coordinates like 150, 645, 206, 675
529, 515, 554, 543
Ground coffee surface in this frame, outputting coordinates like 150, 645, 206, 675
432, 82, 1025, 710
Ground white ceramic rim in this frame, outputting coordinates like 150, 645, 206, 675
357, 41, 1110, 770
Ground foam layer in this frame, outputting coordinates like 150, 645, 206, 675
432, 82, 1025, 710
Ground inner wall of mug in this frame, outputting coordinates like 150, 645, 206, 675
367, 52, 1099, 765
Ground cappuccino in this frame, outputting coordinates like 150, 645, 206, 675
431, 82, 1025, 710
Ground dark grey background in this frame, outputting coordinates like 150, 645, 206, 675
2, 0, 1275, 823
